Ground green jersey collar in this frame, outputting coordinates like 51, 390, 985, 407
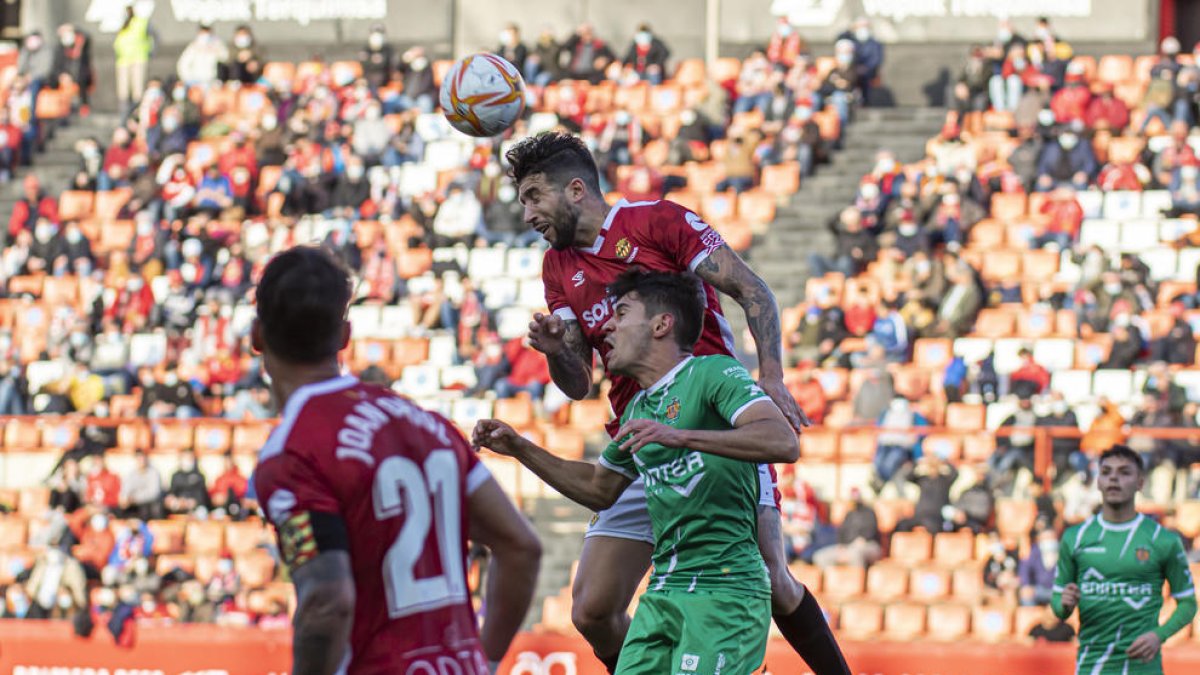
1097, 513, 1142, 531
646, 356, 695, 395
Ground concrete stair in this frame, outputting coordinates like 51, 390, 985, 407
722, 107, 946, 360
0, 111, 124, 218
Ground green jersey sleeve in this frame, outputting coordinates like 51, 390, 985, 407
1052, 526, 1079, 619
1155, 533, 1198, 642
697, 356, 773, 426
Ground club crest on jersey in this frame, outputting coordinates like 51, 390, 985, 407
615, 237, 639, 262
1136, 546, 1150, 563
665, 397, 681, 422
572, 270, 585, 287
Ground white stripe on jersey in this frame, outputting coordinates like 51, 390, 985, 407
1089, 624, 1122, 675
1117, 515, 1144, 559
258, 375, 359, 462
1075, 517, 1095, 549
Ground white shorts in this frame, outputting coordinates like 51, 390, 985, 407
585, 464, 778, 543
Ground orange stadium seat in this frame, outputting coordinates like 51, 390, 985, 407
799, 429, 839, 462
909, 566, 952, 602
933, 530, 976, 566
1097, 54, 1134, 84
889, 530, 933, 565
17, 488, 49, 516
235, 550, 277, 587
981, 249, 1022, 282
961, 432, 996, 463
146, 519, 186, 555
789, 563, 823, 593
225, 520, 268, 556
58, 190, 95, 221
1014, 605, 1044, 640
837, 601, 883, 640
969, 219, 1007, 249
951, 565, 985, 602
945, 403, 985, 431
927, 603, 972, 641
883, 602, 927, 641
232, 422, 273, 455
838, 430, 877, 463
972, 606, 1013, 642
1176, 501, 1200, 539
568, 399, 612, 431
874, 499, 913, 534
153, 422, 195, 454
711, 57, 742, 83
674, 58, 706, 88
822, 565, 866, 601
973, 308, 1015, 338
544, 427, 586, 460
155, 554, 195, 578
93, 188, 132, 221
0, 516, 27, 550
4, 417, 40, 448
6, 275, 43, 297
913, 338, 953, 370
760, 163, 801, 198
996, 498, 1038, 538
494, 397, 535, 430
194, 422, 232, 455
185, 520, 225, 555
866, 563, 908, 601
922, 434, 962, 463
991, 193, 1027, 221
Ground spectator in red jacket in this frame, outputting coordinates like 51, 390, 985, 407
767, 18, 803, 69
8, 174, 58, 238
1033, 186, 1084, 249
1010, 348, 1051, 398
102, 126, 139, 174
494, 336, 551, 400
84, 456, 121, 510
210, 452, 248, 511
1097, 161, 1147, 191
787, 367, 827, 425
843, 293, 877, 337
0, 107, 21, 180
1050, 72, 1092, 124
1083, 83, 1130, 132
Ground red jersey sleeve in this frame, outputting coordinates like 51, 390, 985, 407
541, 253, 576, 323
640, 200, 727, 272
253, 431, 342, 571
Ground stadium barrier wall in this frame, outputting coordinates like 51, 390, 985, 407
2, 621, 1200, 675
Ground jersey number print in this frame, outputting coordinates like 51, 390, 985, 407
373, 450, 467, 618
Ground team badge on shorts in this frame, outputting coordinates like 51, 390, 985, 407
1135, 546, 1150, 563
590, 513, 599, 526
666, 397, 681, 422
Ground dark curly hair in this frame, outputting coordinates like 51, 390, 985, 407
1099, 444, 1145, 474
607, 268, 707, 351
256, 245, 353, 363
504, 131, 603, 197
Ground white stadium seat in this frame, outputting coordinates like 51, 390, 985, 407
397, 365, 441, 398
506, 248, 543, 279
1078, 219, 1121, 252
1092, 370, 1134, 404
1075, 190, 1104, 219
378, 305, 415, 339
991, 339, 1027, 375
440, 365, 478, 390
481, 277, 520, 310
468, 247, 507, 279
1102, 191, 1141, 219
953, 338, 994, 365
451, 398, 494, 428
1141, 190, 1173, 217
1119, 220, 1161, 252
427, 334, 459, 368
348, 305, 382, 339
496, 307, 535, 340
1050, 370, 1094, 405
1033, 339, 1075, 372
1139, 247, 1179, 281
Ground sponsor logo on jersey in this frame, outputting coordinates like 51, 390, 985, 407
637, 450, 706, 496
1135, 546, 1150, 563
1079, 565, 1156, 609
572, 270, 586, 287
1080, 546, 1107, 554
510, 652, 579, 675
666, 397, 681, 422
582, 297, 612, 329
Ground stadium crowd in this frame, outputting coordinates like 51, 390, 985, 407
0, 9, 1198, 648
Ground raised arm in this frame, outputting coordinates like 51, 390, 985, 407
468, 477, 542, 666
473, 419, 630, 511
290, 549, 356, 675
615, 399, 799, 464
693, 245, 809, 430
527, 313, 594, 401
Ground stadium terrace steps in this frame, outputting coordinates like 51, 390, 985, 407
0, 112, 125, 218
746, 107, 946, 311
525, 496, 591, 629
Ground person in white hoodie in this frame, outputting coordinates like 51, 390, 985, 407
176, 23, 228, 88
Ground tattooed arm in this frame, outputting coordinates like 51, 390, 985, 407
527, 312, 594, 400
694, 244, 809, 430
291, 550, 355, 675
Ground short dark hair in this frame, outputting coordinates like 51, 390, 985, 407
256, 246, 353, 364
1099, 444, 1144, 473
504, 132, 603, 197
607, 269, 706, 350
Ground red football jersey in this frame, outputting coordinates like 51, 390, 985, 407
253, 376, 491, 675
543, 198, 736, 424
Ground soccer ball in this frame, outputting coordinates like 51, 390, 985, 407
440, 53, 526, 137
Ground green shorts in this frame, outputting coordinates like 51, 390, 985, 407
616, 590, 770, 675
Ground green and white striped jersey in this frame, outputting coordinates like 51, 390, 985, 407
1054, 514, 1196, 674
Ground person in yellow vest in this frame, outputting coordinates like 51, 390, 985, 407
112, 5, 152, 113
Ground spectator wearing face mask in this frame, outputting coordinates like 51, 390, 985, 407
74, 511, 116, 577
1140, 53, 1189, 134
494, 23, 528, 79
872, 396, 929, 489
1018, 530, 1059, 606
177, 23, 228, 88
1168, 162, 1200, 217
119, 450, 163, 521
25, 545, 87, 619
767, 18, 804, 69
210, 452, 248, 515
821, 40, 859, 122
27, 217, 66, 275
165, 449, 210, 515
559, 23, 615, 84
8, 174, 59, 240
1050, 65, 1092, 124
622, 23, 670, 84
329, 157, 371, 220
598, 109, 643, 172
17, 31, 54, 119
55, 23, 93, 111
1036, 392, 1086, 479
1035, 125, 1097, 191
228, 25, 262, 84
990, 44, 1037, 112
1084, 82, 1131, 132
839, 18, 884, 104
396, 47, 436, 113
359, 25, 393, 88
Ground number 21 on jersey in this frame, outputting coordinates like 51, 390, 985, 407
372, 450, 466, 618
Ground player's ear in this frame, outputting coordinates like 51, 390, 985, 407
652, 312, 675, 340
566, 176, 586, 203
250, 319, 264, 354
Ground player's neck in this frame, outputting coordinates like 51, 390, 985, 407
1100, 503, 1138, 524
267, 359, 344, 410
628, 348, 690, 390
573, 200, 611, 248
